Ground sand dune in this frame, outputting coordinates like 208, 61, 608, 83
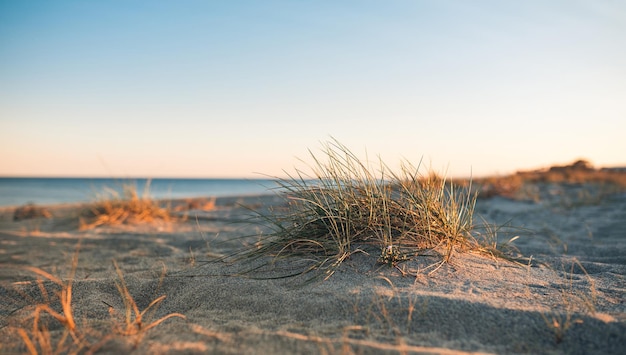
1, 189, 625, 354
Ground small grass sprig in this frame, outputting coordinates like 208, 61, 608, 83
10, 242, 186, 354
107, 261, 186, 347
15, 242, 90, 354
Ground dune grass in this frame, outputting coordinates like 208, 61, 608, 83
79, 181, 175, 230
243, 139, 502, 279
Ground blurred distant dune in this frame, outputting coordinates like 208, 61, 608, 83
460, 159, 626, 201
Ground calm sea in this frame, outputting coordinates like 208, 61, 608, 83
0, 178, 280, 207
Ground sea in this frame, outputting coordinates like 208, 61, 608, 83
0, 177, 281, 207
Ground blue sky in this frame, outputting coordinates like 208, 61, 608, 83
1, 0, 624, 178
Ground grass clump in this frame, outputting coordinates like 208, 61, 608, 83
79, 181, 174, 230
246, 139, 490, 279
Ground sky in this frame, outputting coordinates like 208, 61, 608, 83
1, 0, 625, 179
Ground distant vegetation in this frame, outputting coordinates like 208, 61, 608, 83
13, 203, 52, 221
77, 181, 218, 230
79, 182, 175, 230
466, 159, 626, 201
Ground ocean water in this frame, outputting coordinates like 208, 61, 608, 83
0, 178, 280, 207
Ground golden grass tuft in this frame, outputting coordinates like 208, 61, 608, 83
242, 139, 503, 279
79, 181, 174, 230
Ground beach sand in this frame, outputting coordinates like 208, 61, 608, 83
1, 188, 625, 354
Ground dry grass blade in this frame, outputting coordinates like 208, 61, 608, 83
17, 328, 39, 355
8, 241, 188, 353
16, 242, 87, 354
541, 259, 597, 344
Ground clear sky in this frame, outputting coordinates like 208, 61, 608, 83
1, 0, 624, 178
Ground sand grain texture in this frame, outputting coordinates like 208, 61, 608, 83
1, 190, 625, 354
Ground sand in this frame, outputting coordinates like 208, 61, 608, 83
1, 188, 625, 354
